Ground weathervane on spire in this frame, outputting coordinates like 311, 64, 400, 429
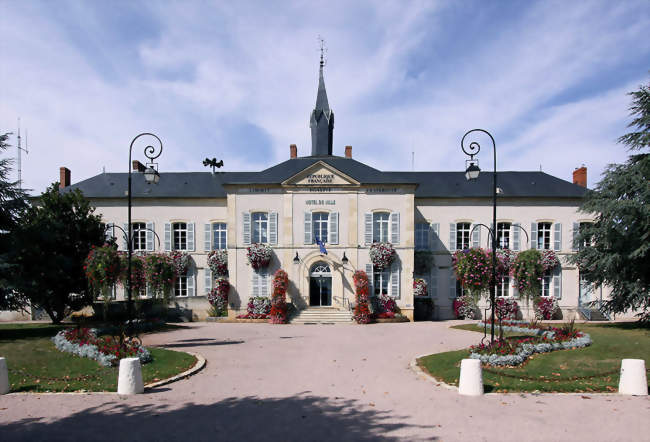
318, 35, 327, 68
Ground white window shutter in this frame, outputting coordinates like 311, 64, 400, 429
365, 263, 373, 295
449, 223, 457, 252
204, 223, 212, 252
329, 211, 339, 244
390, 263, 400, 299
164, 223, 172, 251
364, 213, 373, 245
122, 223, 129, 250
530, 223, 538, 249
554, 223, 562, 251
269, 212, 278, 245
572, 222, 579, 252
431, 223, 439, 250
242, 212, 251, 245
146, 222, 155, 251
251, 272, 258, 297
430, 267, 437, 298
304, 212, 312, 244
390, 212, 400, 244
187, 268, 195, 297
553, 267, 562, 299
187, 222, 195, 252
449, 273, 457, 299
205, 268, 212, 294
513, 223, 520, 251
471, 224, 480, 248
261, 271, 269, 297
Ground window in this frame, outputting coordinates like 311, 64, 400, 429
496, 277, 510, 297
496, 222, 511, 249
173, 222, 188, 250
373, 212, 390, 242
415, 223, 429, 250
579, 222, 591, 250
212, 223, 227, 250
456, 222, 471, 250
175, 276, 188, 297
312, 212, 329, 243
252, 212, 268, 244
373, 269, 390, 297
132, 222, 146, 251
540, 271, 552, 297
537, 222, 552, 250
455, 280, 465, 298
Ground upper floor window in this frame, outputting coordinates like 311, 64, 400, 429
496, 222, 511, 249
456, 222, 471, 250
173, 222, 187, 250
132, 222, 146, 251
537, 222, 552, 250
415, 223, 429, 250
579, 222, 591, 250
373, 212, 390, 243
212, 223, 227, 250
312, 212, 329, 243
252, 212, 268, 244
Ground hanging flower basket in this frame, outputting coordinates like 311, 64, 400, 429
143, 253, 176, 299
246, 243, 272, 270
511, 249, 544, 300
413, 278, 428, 297
207, 249, 228, 276
369, 242, 395, 270
495, 248, 518, 280
84, 244, 123, 291
540, 249, 560, 272
118, 254, 147, 296
452, 248, 492, 297
170, 250, 191, 276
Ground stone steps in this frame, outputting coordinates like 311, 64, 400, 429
291, 308, 353, 324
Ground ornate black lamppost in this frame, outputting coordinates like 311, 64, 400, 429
127, 133, 162, 332
461, 129, 497, 344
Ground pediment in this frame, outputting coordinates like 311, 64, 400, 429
282, 161, 360, 187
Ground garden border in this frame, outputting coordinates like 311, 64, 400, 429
143, 349, 205, 390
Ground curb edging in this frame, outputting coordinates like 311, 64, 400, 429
144, 350, 206, 391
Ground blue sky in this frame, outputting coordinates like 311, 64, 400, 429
1, 0, 648, 193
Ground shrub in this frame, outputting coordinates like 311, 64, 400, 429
143, 253, 176, 300
534, 296, 559, 320
495, 297, 519, 320
208, 278, 229, 317
207, 249, 228, 276
369, 242, 395, 270
170, 250, 191, 276
413, 278, 428, 297
453, 294, 477, 319
246, 243, 272, 270
511, 249, 544, 299
353, 270, 372, 324
269, 269, 289, 324
452, 248, 492, 297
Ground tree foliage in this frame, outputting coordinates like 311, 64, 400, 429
0, 132, 29, 311
570, 81, 650, 321
9, 184, 105, 323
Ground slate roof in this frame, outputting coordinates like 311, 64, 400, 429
65, 156, 586, 199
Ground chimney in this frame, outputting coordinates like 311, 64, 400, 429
290, 144, 297, 159
345, 145, 352, 158
573, 166, 587, 187
59, 167, 71, 188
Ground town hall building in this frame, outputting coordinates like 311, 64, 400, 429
58, 60, 602, 322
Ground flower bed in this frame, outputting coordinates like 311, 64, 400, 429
269, 269, 289, 324
453, 294, 478, 319
208, 278, 229, 317
369, 242, 395, 270
52, 328, 152, 367
246, 243, 272, 270
353, 270, 372, 324
207, 249, 228, 276
236, 296, 271, 319
469, 321, 592, 366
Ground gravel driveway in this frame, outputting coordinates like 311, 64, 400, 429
1, 321, 648, 441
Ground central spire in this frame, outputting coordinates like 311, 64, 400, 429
310, 40, 334, 156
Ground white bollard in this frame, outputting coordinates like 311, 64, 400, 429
117, 357, 144, 395
458, 358, 483, 396
0, 357, 9, 394
618, 359, 648, 396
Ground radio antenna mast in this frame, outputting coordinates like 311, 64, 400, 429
16, 118, 29, 189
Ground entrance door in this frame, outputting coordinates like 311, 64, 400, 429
309, 262, 332, 306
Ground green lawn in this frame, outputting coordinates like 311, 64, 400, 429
418, 322, 650, 393
0, 323, 196, 392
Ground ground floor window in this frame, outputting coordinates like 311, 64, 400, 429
175, 276, 188, 297
373, 270, 389, 297
496, 277, 510, 297
540, 271, 552, 297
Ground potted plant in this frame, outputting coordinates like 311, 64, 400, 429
369, 242, 395, 270
246, 243, 272, 270
207, 249, 228, 276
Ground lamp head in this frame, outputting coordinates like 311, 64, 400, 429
144, 166, 160, 184
293, 252, 300, 264
465, 161, 480, 181
341, 252, 348, 265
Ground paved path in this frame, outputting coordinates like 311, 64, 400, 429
1, 321, 648, 441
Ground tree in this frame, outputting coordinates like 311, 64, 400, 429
0, 132, 29, 311
570, 81, 650, 321
9, 183, 105, 323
